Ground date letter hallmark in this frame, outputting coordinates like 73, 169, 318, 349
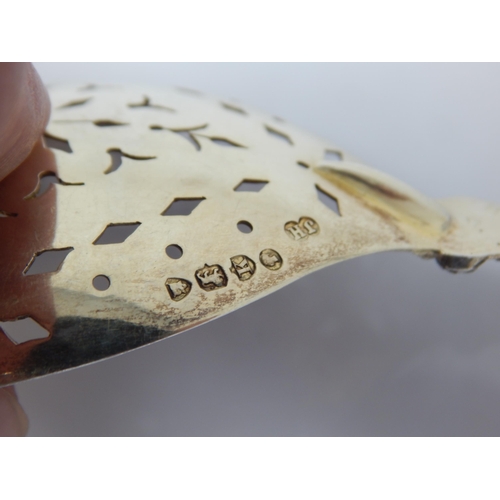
284, 217, 320, 241
259, 249, 283, 271
230, 255, 256, 281
165, 278, 192, 302
195, 263, 228, 291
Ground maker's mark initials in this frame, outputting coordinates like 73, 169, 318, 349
284, 217, 319, 241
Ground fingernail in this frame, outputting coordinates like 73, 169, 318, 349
0, 386, 29, 437
0, 63, 51, 181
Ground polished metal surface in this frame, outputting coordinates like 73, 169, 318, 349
1, 84, 499, 387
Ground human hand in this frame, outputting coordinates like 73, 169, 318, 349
0, 62, 50, 436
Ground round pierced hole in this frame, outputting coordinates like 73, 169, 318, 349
237, 221, 253, 234
166, 244, 183, 259
93, 275, 110, 291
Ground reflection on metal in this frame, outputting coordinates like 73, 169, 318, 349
1, 84, 499, 386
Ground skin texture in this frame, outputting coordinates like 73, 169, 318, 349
0, 63, 50, 181
0, 63, 50, 436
